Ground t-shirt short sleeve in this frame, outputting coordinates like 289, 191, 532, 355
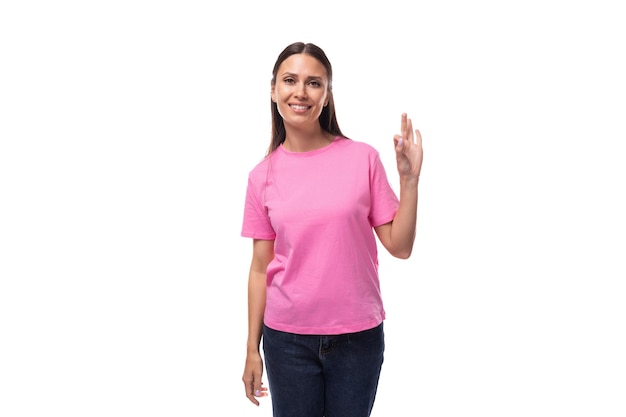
241, 173, 276, 240
368, 153, 400, 227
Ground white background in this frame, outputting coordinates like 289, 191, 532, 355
1, 1, 625, 416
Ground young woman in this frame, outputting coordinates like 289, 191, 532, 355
241, 41, 423, 417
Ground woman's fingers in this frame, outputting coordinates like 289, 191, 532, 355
245, 381, 268, 406
414, 128, 422, 147
400, 113, 415, 144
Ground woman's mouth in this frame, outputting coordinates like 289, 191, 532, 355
289, 104, 310, 112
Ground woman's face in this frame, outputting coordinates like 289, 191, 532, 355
271, 53, 330, 129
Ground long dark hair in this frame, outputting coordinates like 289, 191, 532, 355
267, 42, 346, 155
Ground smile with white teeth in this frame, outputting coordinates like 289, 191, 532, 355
290, 104, 310, 111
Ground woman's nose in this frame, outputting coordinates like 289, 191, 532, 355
295, 82, 307, 98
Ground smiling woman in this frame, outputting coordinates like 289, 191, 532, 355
270, 53, 332, 152
240, 41, 423, 417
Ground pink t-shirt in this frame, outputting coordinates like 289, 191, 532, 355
241, 137, 399, 335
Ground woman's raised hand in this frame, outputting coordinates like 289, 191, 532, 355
393, 113, 423, 181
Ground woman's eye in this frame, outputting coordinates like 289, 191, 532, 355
309, 81, 320, 87
284, 78, 295, 84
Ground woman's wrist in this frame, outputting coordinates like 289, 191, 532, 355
399, 175, 420, 188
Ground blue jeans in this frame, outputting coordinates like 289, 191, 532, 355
262, 323, 385, 417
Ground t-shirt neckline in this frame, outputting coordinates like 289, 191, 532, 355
278, 136, 341, 157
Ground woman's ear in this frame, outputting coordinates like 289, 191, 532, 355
271, 82, 276, 103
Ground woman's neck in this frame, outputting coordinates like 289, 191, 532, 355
282, 128, 334, 152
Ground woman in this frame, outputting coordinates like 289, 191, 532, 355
241, 41, 423, 417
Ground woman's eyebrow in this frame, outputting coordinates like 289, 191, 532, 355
279, 72, 325, 80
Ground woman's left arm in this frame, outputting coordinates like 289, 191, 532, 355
375, 113, 423, 259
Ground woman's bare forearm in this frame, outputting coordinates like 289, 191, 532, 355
389, 176, 419, 258
247, 269, 266, 353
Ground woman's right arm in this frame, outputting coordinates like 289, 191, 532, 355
242, 238, 274, 406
